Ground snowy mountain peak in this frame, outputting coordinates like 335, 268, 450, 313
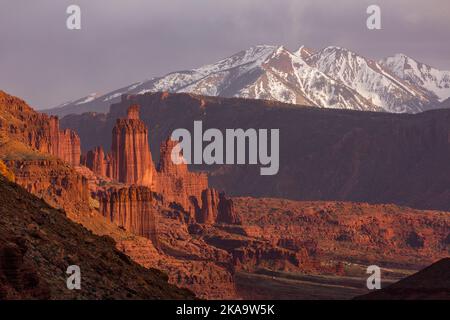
380, 54, 450, 101
47, 44, 450, 117
294, 46, 315, 60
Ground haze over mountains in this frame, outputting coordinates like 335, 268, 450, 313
46, 45, 450, 117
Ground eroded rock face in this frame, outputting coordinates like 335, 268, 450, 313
234, 198, 450, 268
217, 193, 241, 225
84, 105, 240, 226
96, 186, 159, 247
58, 129, 81, 166
85, 146, 106, 177
5, 159, 90, 215
0, 91, 81, 167
155, 137, 208, 215
192, 189, 241, 225
110, 105, 156, 187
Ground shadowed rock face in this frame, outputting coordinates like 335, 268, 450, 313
61, 92, 450, 212
85, 146, 107, 177
355, 258, 450, 300
0, 175, 194, 300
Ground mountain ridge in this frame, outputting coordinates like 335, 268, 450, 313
44, 45, 450, 117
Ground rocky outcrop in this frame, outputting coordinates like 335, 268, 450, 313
85, 146, 106, 177
232, 244, 307, 270
155, 138, 208, 215
0, 238, 51, 300
217, 193, 241, 224
193, 189, 241, 225
235, 197, 450, 268
83, 107, 238, 226
58, 129, 81, 166
110, 105, 156, 187
95, 186, 158, 246
0, 91, 81, 166
4, 159, 90, 215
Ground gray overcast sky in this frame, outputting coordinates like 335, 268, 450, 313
1, 0, 449, 109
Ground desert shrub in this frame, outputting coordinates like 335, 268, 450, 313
0, 159, 15, 182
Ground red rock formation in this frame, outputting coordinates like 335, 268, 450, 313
217, 193, 241, 224
126, 104, 140, 120
232, 244, 305, 270
155, 138, 208, 214
197, 189, 219, 224
58, 129, 81, 166
85, 146, 106, 177
235, 197, 450, 268
158, 138, 188, 176
5, 159, 90, 215
110, 105, 155, 187
96, 186, 158, 246
193, 189, 242, 225
0, 91, 81, 166
86, 115, 240, 226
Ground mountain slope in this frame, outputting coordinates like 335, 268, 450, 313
48, 45, 379, 115
307, 46, 433, 113
380, 54, 450, 102
0, 174, 194, 299
235, 46, 380, 111
45, 45, 450, 117
355, 258, 450, 300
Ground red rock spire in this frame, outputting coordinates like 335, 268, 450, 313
110, 104, 155, 187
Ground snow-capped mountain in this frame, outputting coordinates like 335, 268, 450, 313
380, 53, 450, 102
234, 46, 381, 111
306, 46, 433, 113
46, 45, 450, 117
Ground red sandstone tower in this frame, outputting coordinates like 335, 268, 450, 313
110, 105, 156, 187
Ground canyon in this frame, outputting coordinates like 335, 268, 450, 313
0, 174, 193, 299
1, 89, 449, 299
61, 92, 450, 212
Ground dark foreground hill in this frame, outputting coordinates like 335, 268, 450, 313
0, 175, 194, 300
356, 258, 450, 300
61, 92, 450, 212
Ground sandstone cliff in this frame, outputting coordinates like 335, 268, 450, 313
5, 159, 90, 215
0, 91, 81, 166
96, 186, 158, 246
85, 146, 107, 177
